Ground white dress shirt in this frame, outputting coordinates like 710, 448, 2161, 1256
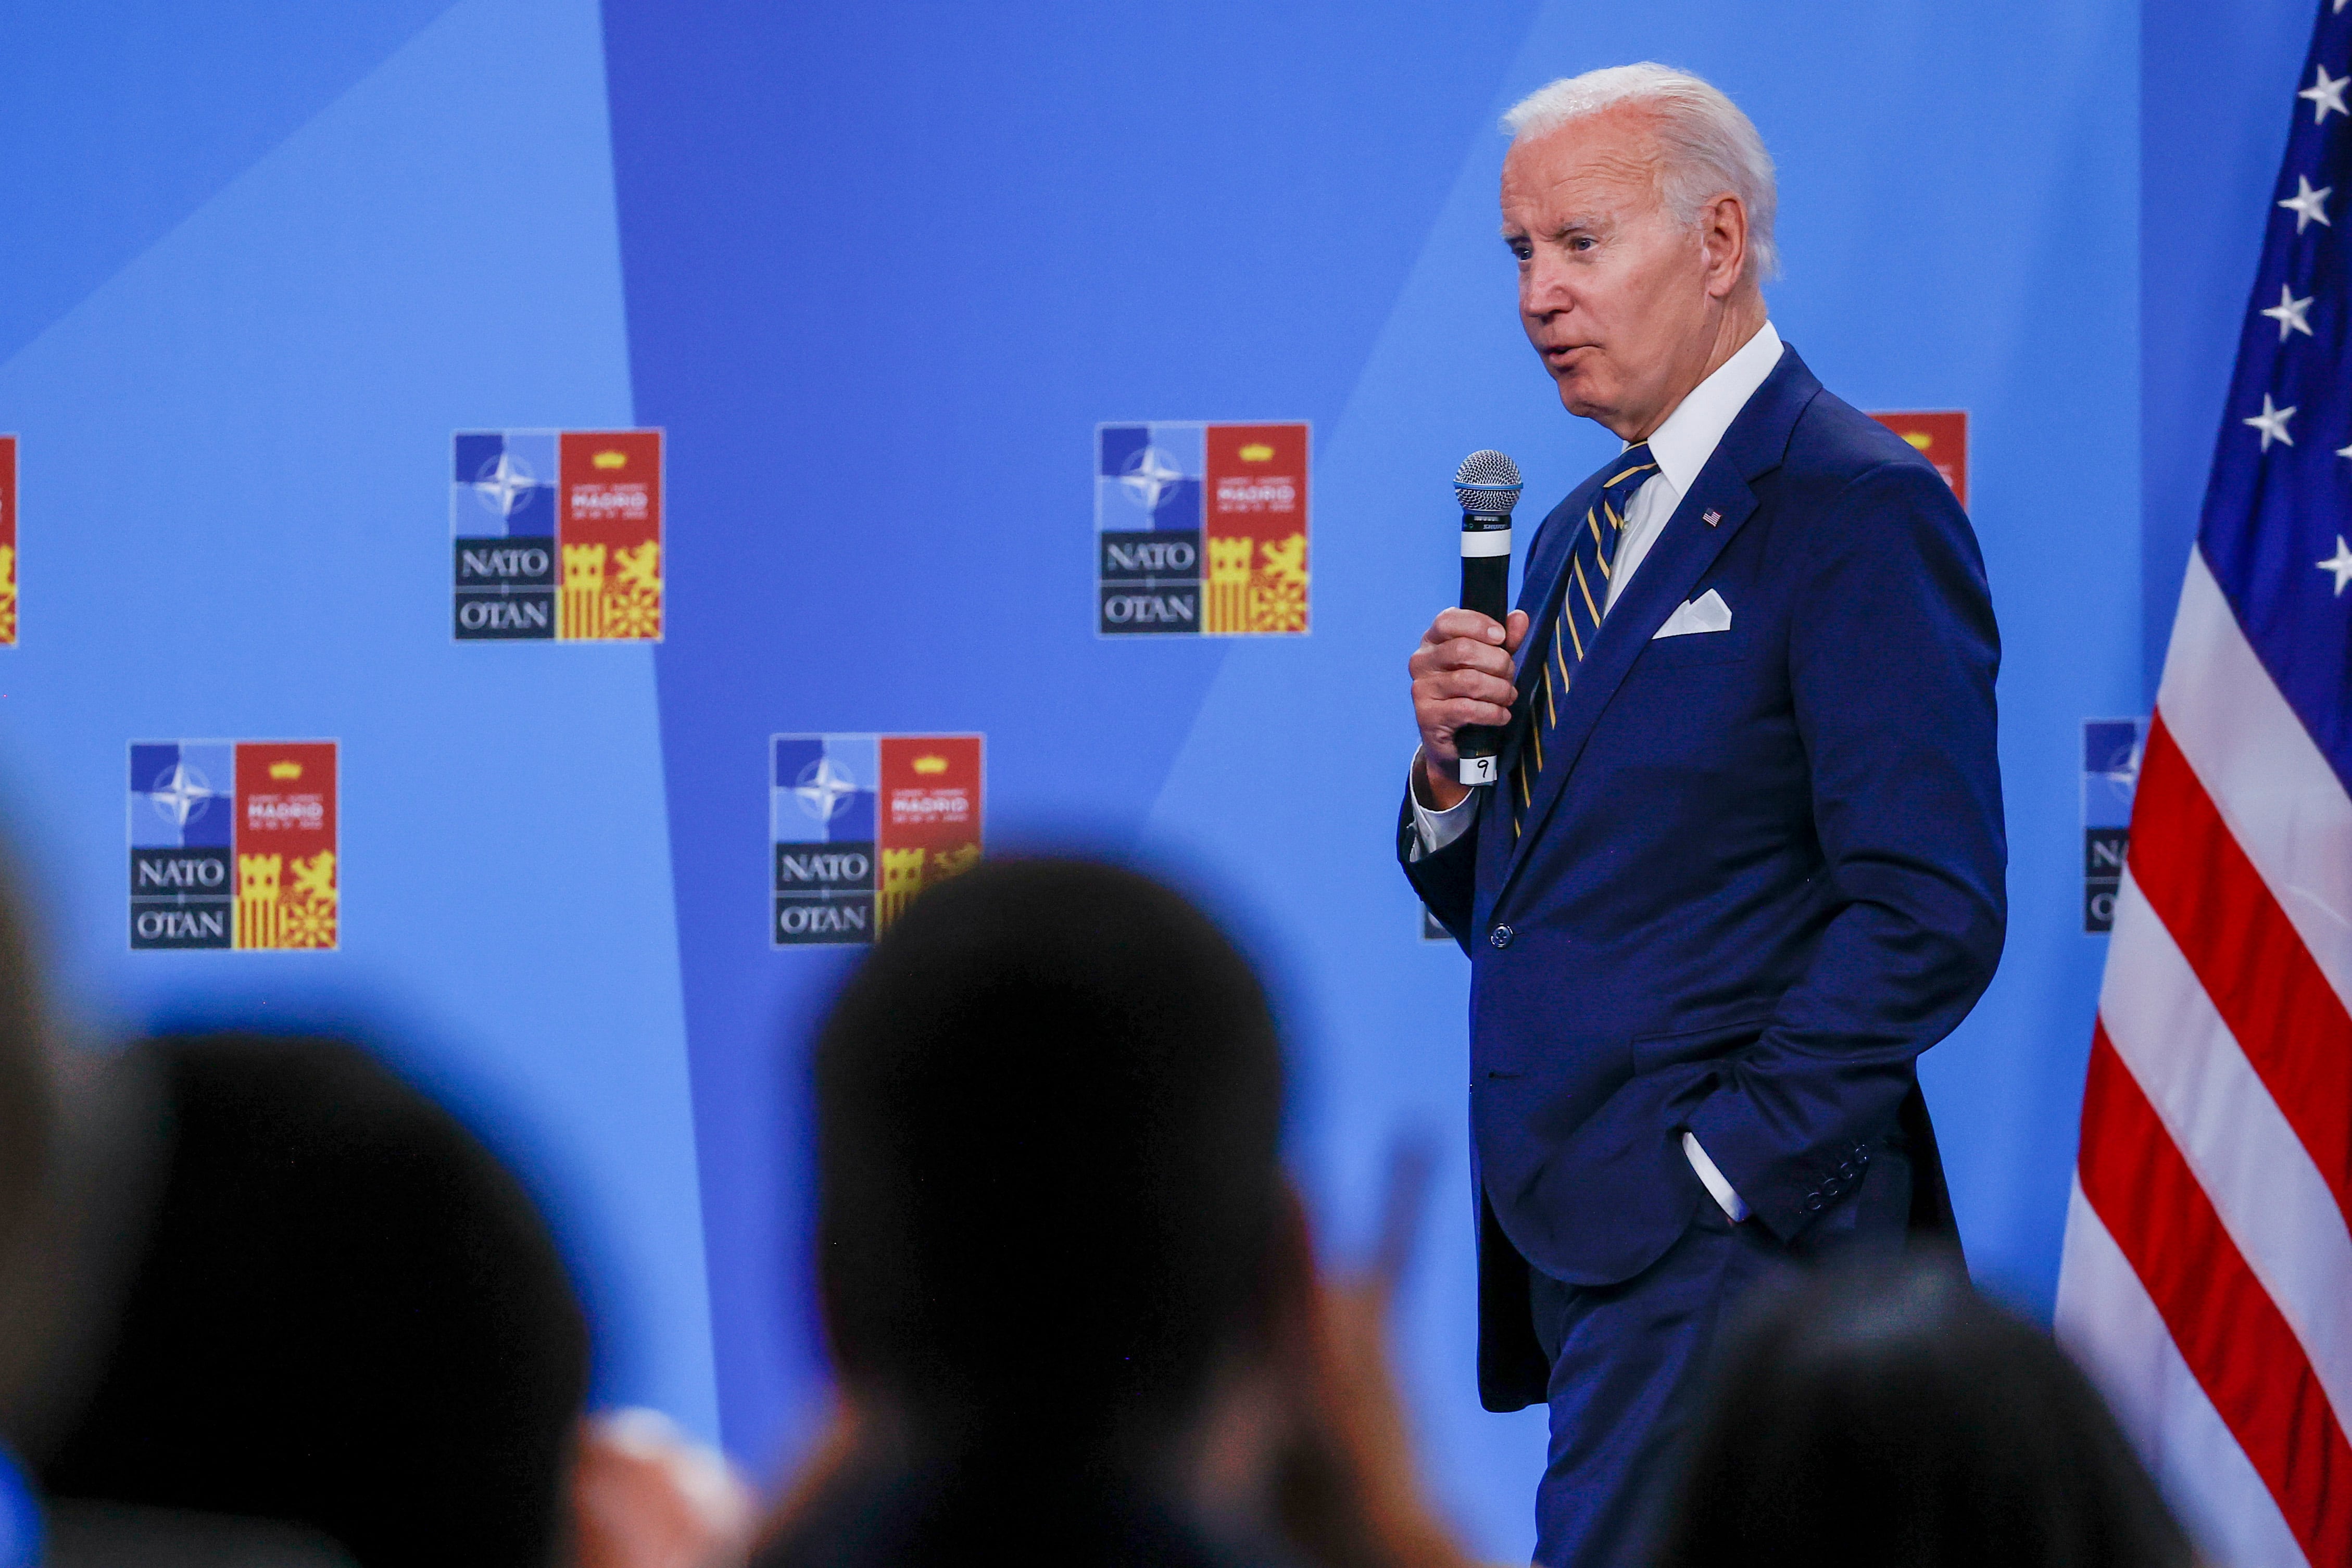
1412, 320, 1785, 1222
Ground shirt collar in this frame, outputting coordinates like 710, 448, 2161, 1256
1630, 320, 1784, 494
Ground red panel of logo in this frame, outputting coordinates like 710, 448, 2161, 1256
558, 429, 664, 640
1202, 422, 1310, 634
1, 434, 17, 646
1869, 410, 1968, 509
233, 741, 339, 950
875, 736, 983, 932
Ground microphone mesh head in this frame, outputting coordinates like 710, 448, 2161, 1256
1454, 449, 1524, 514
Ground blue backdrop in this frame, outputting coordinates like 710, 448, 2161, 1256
0, 2, 2305, 1558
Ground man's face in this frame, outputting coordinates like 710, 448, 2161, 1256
1501, 108, 1719, 437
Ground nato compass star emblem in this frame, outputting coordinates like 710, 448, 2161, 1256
146, 762, 217, 830
470, 447, 540, 521
1119, 446, 1186, 512
793, 757, 861, 822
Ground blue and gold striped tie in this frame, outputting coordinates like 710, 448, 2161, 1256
1512, 444, 1658, 838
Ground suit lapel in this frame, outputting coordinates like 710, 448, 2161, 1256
1494, 476, 1605, 785
1475, 479, 1600, 915
1491, 349, 1823, 901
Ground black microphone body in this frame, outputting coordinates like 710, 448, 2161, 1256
1451, 451, 1523, 787
1453, 514, 1513, 783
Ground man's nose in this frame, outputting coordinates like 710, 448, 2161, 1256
1522, 255, 1575, 316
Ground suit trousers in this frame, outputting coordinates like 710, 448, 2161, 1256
1526, 1148, 1914, 1568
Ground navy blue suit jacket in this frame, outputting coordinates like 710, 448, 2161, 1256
1400, 348, 2004, 1410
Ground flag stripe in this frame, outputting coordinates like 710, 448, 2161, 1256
2129, 711, 2352, 1223
2157, 551, 2352, 1015
2057, 1178, 2310, 1568
2068, 5, 2352, 1548
2099, 871, 2352, 1433
2078, 1026, 2352, 1565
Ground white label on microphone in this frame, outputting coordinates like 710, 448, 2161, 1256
1460, 528, 1513, 558
1459, 754, 1500, 785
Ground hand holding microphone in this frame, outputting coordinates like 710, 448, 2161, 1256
1408, 451, 1527, 811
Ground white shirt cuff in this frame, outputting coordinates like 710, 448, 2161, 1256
1682, 1131, 1749, 1221
1407, 750, 1479, 860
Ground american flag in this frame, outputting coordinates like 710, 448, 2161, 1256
2055, 6, 2352, 1565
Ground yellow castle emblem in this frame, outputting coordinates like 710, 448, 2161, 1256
557, 538, 663, 641
1202, 532, 1307, 635
873, 839, 982, 934
235, 849, 338, 950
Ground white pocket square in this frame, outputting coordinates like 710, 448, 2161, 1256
1653, 589, 1733, 639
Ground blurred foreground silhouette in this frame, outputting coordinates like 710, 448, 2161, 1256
1654, 1258, 2193, 1568
757, 857, 1481, 1568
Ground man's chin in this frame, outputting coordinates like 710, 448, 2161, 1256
1553, 378, 1612, 422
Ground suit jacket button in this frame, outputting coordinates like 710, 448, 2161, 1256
1490, 925, 1513, 949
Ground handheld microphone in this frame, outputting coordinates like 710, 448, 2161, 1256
1451, 449, 1523, 786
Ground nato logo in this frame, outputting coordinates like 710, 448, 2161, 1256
1097, 424, 1203, 533
131, 742, 234, 850
453, 431, 558, 639
2081, 718, 2146, 934
773, 734, 878, 944
774, 734, 877, 845
1097, 423, 1204, 636
128, 742, 235, 948
1095, 421, 1311, 638
128, 740, 341, 951
452, 429, 665, 642
453, 431, 558, 537
770, 733, 985, 946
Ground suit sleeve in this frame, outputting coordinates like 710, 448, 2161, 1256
1684, 459, 2006, 1241
1398, 777, 1480, 959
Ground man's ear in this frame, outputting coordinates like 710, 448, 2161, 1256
1701, 193, 1750, 298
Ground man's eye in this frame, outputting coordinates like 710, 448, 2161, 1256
1571, 237, 1596, 252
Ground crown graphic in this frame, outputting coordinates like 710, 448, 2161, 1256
592, 450, 628, 469
1902, 432, 1933, 451
1238, 442, 1275, 462
268, 761, 303, 780
912, 755, 948, 775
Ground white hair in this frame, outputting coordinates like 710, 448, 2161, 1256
1503, 63, 1779, 282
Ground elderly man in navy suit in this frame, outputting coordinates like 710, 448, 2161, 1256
1398, 64, 2005, 1568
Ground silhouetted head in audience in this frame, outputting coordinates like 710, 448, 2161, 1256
796, 858, 1286, 1544
0, 851, 52, 1269
0, 850, 55, 1563
30, 1033, 592, 1567
1654, 1258, 2192, 1568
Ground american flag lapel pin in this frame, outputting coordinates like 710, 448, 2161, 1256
1703, 509, 1721, 526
